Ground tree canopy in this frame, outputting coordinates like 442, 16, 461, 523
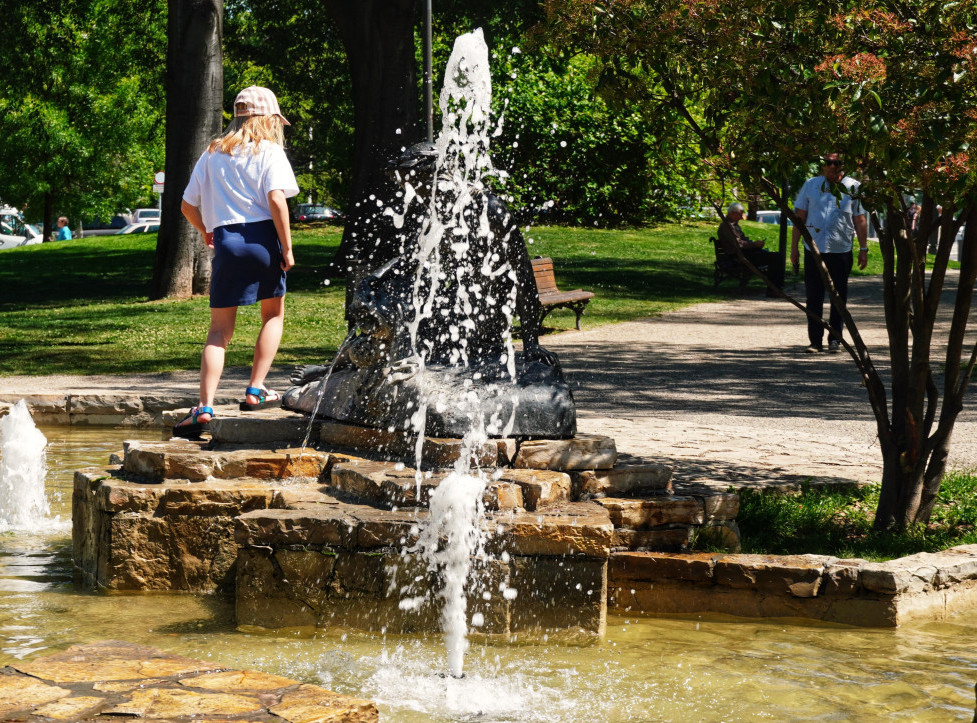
0, 0, 165, 239
541, 0, 977, 529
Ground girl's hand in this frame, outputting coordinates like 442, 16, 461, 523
281, 248, 295, 271
204, 232, 214, 248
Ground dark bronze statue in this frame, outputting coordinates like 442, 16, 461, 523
283, 143, 575, 438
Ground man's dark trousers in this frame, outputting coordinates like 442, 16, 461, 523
804, 249, 853, 349
744, 249, 785, 291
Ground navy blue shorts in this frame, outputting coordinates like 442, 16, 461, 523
210, 220, 286, 308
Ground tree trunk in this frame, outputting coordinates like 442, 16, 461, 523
322, 0, 420, 311
873, 203, 977, 530
151, 0, 223, 300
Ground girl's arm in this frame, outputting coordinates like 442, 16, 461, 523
181, 200, 213, 248
267, 189, 294, 271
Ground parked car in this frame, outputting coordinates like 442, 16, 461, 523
291, 203, 341, 222
755, 210, 793, 226
116, 222, 160, 235
132, 208, 160, 223
0, 207, 42, 250
81, 215, 130, 237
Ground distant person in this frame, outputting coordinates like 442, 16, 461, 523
907, 201, 919, 239
928, 204, 943, 255
173, 86, 299, 436
717, 202, 784, 296
790, 152, 868, 354
56, 216, 72, 241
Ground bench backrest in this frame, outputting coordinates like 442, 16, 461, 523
531, 257, 560, 294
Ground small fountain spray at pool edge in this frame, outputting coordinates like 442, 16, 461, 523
0, 400, 50, 531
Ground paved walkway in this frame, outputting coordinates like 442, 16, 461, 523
1, 274, 975, 486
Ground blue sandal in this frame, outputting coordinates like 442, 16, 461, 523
239, 386, 282, 411
172, 405, 214, 438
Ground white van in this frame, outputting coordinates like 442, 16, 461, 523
133, 208, 161, 223
0, 207, 42, 251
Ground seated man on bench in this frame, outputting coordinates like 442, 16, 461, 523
718, 202, 784, 296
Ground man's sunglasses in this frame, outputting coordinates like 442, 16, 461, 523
824, 159, 843, 167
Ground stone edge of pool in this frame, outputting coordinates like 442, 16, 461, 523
0, 640, 378, 722
6, 393, 977, 630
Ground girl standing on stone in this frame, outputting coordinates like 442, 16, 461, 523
174, 86, 299, 436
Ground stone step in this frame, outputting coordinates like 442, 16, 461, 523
328, 458, 571, 511
205, 413, 518, 469
570, 453, 673, 498
513, 433, 617, 470
122, 439, 336, 483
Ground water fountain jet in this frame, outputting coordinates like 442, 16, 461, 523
0, 399, 50, 532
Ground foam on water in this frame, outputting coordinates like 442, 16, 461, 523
0, 400, 52, 532
356, 643, 579, 721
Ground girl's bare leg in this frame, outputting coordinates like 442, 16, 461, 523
198, 306, 238, 421
247, 295, 286, 404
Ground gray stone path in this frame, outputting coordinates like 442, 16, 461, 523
1, 273, 975, 487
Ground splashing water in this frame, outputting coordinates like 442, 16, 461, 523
0, 400, 50, 531
400, 29, 516, 678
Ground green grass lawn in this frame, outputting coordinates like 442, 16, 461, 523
730, 470, 977, 561
0, 220, 882, 377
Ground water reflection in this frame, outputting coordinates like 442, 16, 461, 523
0, 426, 973, 720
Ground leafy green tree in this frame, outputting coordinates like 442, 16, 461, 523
541, 0, 977, 529
223, 0, 353, 208
0, 0, 165, 241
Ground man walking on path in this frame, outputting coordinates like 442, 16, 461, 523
790, 153, 869, 354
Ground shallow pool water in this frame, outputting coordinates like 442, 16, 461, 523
1, 426, 975, 721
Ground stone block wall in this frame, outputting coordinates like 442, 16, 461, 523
609, 547, 977, 627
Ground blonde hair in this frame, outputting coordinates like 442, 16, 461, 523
208, 114, 285, 154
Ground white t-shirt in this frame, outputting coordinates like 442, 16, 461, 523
793, 175, 864, 253
183, 140, 299, 232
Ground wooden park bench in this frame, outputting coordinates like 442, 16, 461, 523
531, 256, 595, 330
709, 236, 768, 289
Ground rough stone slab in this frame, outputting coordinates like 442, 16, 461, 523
319, 418, 409, 451
123, 439, 332, 483
596, 496, 703, 528
491, 502, 613, 557
320, 418, 514, 469
508, 556, 607, 636
0, 641, 377, 721
714, 554, 826, 598
13, 641, 223, 683
237, 546, 606, 637
513, 434, 617, 471
68, 394, 143, 415
570, 456, 672, 497
0, 674, 71, 716
235, 507, 364, 549
73, 469, 280, 592
822, 557, 865, 595
419, 436, 507, 469
483, 482, 524, 511
270, 684, 379, 723
210, 414, 318, 444
330, 459, 437, 507
860, 560, 938, 595
498, 469, 571, 510
612, 526, 693, 552
672, 483, 740, 521
610, 551, 719, 583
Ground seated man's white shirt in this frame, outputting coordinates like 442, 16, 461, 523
183, 140, 299, 232
794, 175, 864, 253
